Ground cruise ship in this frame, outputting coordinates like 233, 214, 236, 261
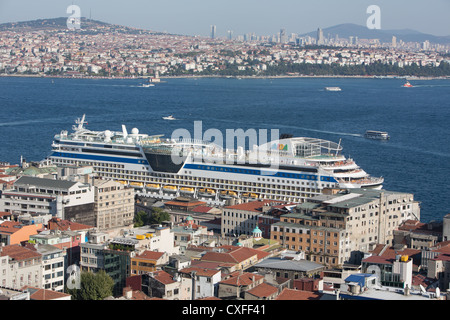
46, 115, 383, 205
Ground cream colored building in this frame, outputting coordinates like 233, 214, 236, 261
93, 179, 135, 230
295, 188, 421, 265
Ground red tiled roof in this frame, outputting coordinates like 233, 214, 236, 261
0, 221, 21, 234
152, 270, 176, 285
179, 267, 221, 277
191, 206, 212, 213
135, 250, 165, 261
276, 288, 322, 300
23, 287, 71, 300
225, 200, 285, 212
47, 217, 94, 231
0, 244, 41, 261
246, 282, 278, 298
220, 272, 264, 287
201, 246, 270, 265
196, 296, 221, 300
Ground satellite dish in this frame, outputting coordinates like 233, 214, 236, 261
419, 284, 426, 294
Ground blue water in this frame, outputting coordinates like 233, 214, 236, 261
0, 76, 449, 222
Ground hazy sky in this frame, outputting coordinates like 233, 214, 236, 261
0, 0, 449, 37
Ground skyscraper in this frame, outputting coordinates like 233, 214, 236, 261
317, 28, 324, 45
211, 25, 216, 39
392, 36, 397, 48
280, 28, 287, 43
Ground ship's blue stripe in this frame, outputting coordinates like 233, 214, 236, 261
183, 163, 338, 183
50, 152, 148, 165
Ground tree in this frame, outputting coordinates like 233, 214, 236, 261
133, 210, 148, 227
66, 270, 114, 300
148, 207, 171, 225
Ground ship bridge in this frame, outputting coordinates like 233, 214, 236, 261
258, 137, 343, 159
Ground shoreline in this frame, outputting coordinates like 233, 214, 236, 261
0, 73, 448, 81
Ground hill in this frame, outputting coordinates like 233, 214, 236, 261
301, 23, 450, 45
0, 17, 157, 35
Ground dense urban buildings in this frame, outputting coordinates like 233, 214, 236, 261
0, 17, 449, 303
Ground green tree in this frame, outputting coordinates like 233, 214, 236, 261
67, 270, 114, 300
133, 210, 148, 227
149, 207, 171, 225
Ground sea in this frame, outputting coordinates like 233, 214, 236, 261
0, 76, 449, 223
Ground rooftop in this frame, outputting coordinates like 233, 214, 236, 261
14, 175, 78, 190
254, 257, 325, 273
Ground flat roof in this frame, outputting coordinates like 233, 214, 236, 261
15, 176, 78, 190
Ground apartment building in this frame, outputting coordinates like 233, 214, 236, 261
0, 244, 42, 290
131, 250, 168, 275
221, 200, 292, 237
93, 179, 135, 230
271, 188, 420, 266
0, 221, 43, 245
29, 243, 66, 292
0, 176, 95, 226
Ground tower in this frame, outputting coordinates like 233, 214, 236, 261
211, 25, 216, 39
317, 28, 324, 45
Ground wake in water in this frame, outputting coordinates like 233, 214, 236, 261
196, 117, 363, 138
0, 117, 66, 127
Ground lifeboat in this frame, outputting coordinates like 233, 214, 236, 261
130, 182, 143, 187
146, 183, 160, 191
219, 190, 238, 199
198, 188, 216, 197
180, 187, 195, 195
163, 185, 178, 193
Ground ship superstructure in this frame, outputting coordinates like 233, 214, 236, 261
47, 115, 383, 204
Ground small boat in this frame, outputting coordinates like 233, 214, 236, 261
140, 83, 155, 87
403, 81, 413, 88
163, 185, 177, 193
198, 188, 215, 197
180, 187, 195, 195
219, 190, 238, 199
242, 192, 259, 199
130, 182, 144, 187
162, 115, 176, 120
325, 87, 342, 91
364, 130, 390, 140
146, 183, 160, 191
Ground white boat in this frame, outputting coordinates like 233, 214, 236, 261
325, 87, 342, 91
46, 115, 385, 208
162, 115, 176, 120
140, 83, 155, 87
364, 130, 390, 140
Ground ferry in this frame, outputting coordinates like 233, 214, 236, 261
364, 130, 390, 140
46, 115, 384, 205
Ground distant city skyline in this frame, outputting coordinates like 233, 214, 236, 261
0, 0, 449, 37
